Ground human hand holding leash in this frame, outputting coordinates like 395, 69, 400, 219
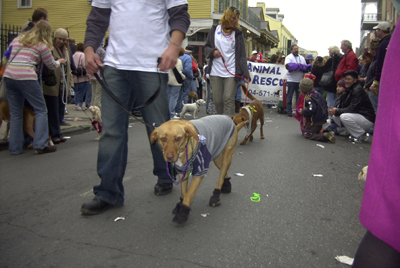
84, 46, 103, 75
213, 49, 221, 58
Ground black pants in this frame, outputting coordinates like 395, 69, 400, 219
353, 231, 400, 268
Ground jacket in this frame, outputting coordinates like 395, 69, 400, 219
42, 46, 73, 96
320, 54, 342, 93
302, 91, 328, 125
374, 34, 391, 82
72, 51, 90, 84
364, 58, 377, 89
334, 49, 358, 81
204, 25, 250, 82
311, 65, 325, 87
168, 59, 185, 86
180, 53, 193, 79
335, 82, 375, 123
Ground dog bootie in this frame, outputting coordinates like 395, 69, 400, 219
172, 203, 190, 224
221, 177, 231, 193
172, 197, 183, 215
209, 189, 221, 207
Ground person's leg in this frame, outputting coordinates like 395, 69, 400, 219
19, 80, 51, 150
353, 230, 400, 268
286, 82, 295, 114
304, 123, 330, 142
168, 85, 180, 119
4, 78, 25, 154
85, 81, 92, 107
340, 113, 374, 138
294, 82, 300, 105
368, 90, 379, 114
327, 92, 336, 109
210, 75, 224, 114
222, 77, 237, 117
74, 83, 84, 108
44, 94, 62, 141
58, 92, 66, 125
175, 79, 190, 114
130, 71, 172, 185
94, 66, 134, 206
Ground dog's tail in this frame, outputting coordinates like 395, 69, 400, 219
235, 121, 248, 131
241, 84, 257, 101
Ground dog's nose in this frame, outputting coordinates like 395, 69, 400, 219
166, 153, 175, 161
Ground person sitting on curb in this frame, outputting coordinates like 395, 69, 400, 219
295, 78, 335, 143
323, 79, 349, 135
328, 70, 375, 142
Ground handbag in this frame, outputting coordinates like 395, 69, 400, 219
319, 57, 335, 87
172, 67, 184, 84
0, 45, 25, 102
76, 54, 87, 77
42, 65, 57, 86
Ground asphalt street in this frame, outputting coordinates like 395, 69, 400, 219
0, 107, 371, 268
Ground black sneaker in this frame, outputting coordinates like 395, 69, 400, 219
154, 182, 173, 196
81, 199, 118, 215
132, 110, 142, 118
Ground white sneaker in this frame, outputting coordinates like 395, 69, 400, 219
172, 115, 180, 119
185, 113, 192, 117
74, 106, 82, 111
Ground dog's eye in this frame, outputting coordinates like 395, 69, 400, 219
175, 137, 181, 142
160, 137, 167, 142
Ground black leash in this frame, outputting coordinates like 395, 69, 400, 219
94, 66, 160, 129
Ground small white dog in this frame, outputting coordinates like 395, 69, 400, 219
89, 106, 102, 140
358, 166, 368, 182
180, 99, 206, 119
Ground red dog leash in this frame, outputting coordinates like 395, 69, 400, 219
219, 54, 250, 106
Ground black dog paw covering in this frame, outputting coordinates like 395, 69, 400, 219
221, 177, 231, 193
209, 188, 221, 207
172, 203, 190, 224
172, 197, 183, 215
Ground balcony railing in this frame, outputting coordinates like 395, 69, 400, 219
362, 13, 382, 22
218, 0, 261, 30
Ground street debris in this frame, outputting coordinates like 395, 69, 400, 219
265, 120, 273, 123
250, 193, 261, 202
238, 152, 243, 155
316, 144, 325, 148
312, 174, 324, 177
235, 173, 244, 176
114, 217, 125, 222
64, 136, 71, 139
334, 255, 354, 266
201, 213, 209, 218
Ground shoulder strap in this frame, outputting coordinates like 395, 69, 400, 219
8, 44, 25, 64
78, 54, 83, 68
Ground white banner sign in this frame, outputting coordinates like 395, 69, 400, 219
240, 62, 287, 105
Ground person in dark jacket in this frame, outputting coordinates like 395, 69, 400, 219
358, 51, 372, 87
297, 78, 334, 143
204, 6, 251, 117
320, 46, 342, 109
311, 56, 325, 95
328, 70, 375, 142
21, 8, 48, 33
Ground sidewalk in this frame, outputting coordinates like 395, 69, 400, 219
61, 103, 94, 135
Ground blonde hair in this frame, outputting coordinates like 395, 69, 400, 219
220, 6, 240, 30
20, 20, 53, 48
328, 46, 340, 56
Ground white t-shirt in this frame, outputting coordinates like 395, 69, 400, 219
284, 53, 306, 82
210, 25, 236, 77
92, 0, 187, 72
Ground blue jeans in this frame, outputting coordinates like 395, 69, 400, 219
175, 79, 191, 113
5, 78, 49, 154
235, 78, 245, 101
74, 82, 89, 106
368, 89, 379, 113
85, 82, 92, 106
286, 82, 300, 114
326, 92, 336, 109
93, 66, 170, 205
166, 85, 181, 119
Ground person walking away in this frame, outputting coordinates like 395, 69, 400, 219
284, 44, 311, 117
168, 47, 186, 119
3, 21, 65, 154
42, 28, 72, 145
73, 43, 91, 110
174, 45, 193, 117
80, 0, 190, 215
204, 6, 251, 117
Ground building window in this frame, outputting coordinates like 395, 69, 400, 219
18, 0, 32, 9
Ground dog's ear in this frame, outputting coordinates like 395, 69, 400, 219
149, 129, 158, 144
184, 126, 199, 141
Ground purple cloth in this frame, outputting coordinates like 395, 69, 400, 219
287, 63, 311, 73
359, 24, 400, 253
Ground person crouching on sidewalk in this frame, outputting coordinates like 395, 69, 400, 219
296, 78, 335, 143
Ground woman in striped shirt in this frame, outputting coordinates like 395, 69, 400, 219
3, 20, 65, 154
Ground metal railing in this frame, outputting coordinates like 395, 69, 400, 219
218, 0, 261, 30
1, 24, 22, 64
362, 13, 382, 22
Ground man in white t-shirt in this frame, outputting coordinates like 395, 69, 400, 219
284, 44, 311, 116
81, 0, 190, 215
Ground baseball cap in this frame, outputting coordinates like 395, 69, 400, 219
373, 21, 390, 31
252, 50, 257, 55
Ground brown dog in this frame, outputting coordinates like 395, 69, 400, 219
232, 84, 265, 145
188, 91, 198, 103
0, 101, 35, 141
150, 115, 247, 224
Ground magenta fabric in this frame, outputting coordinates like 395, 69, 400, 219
359, 25, 400, 253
